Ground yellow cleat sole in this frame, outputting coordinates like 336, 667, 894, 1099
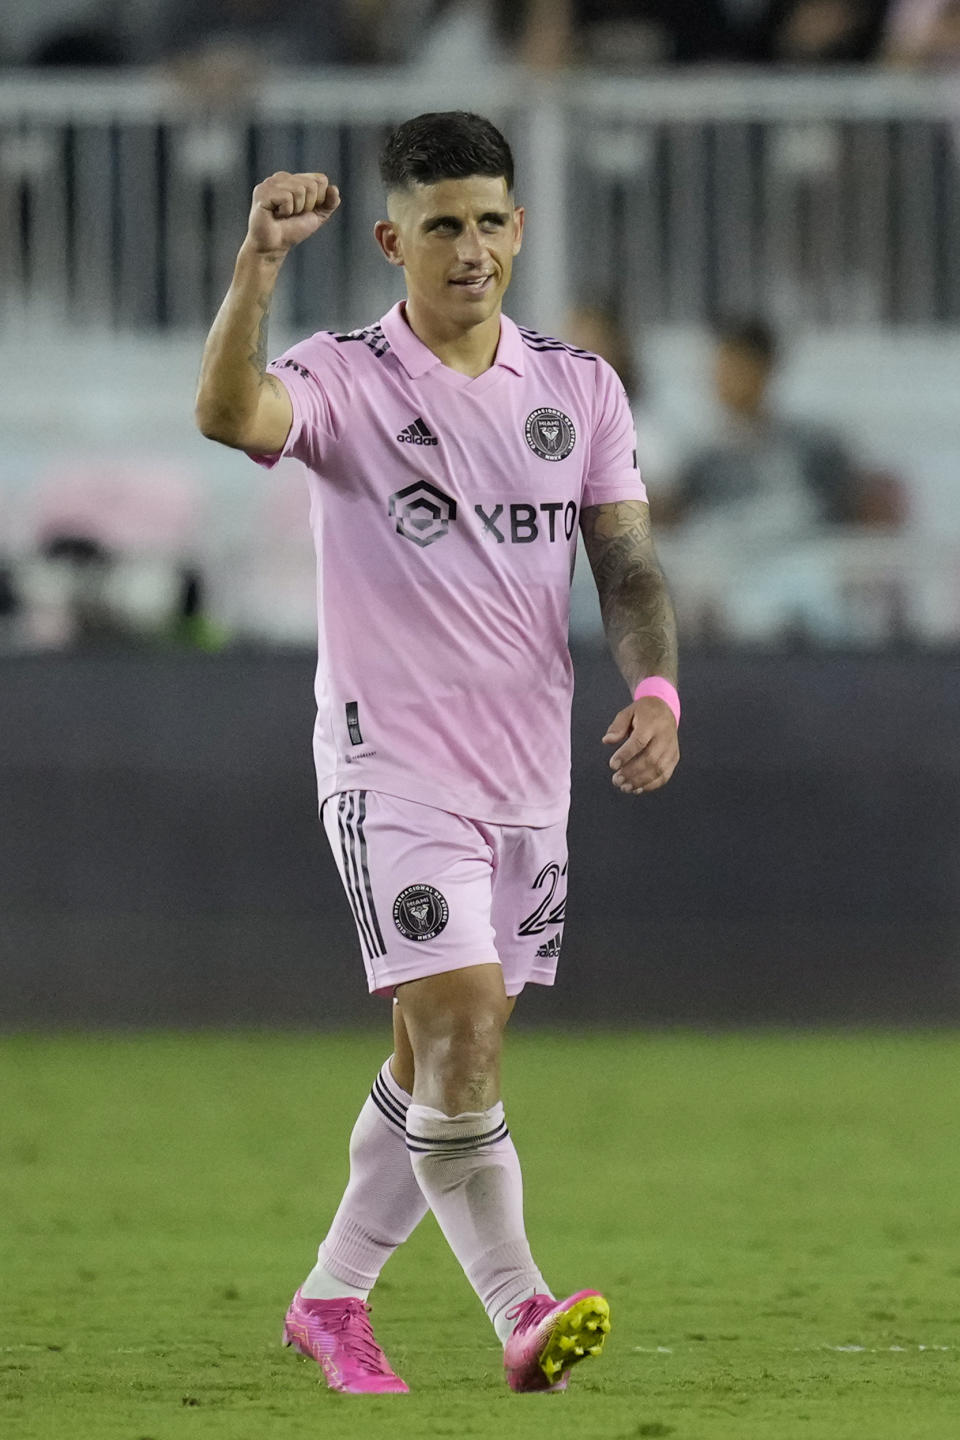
538, 1295, 612, 1385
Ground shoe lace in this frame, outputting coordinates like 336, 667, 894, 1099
504, 1294, 555, 1337
334, 1300, 394, 1375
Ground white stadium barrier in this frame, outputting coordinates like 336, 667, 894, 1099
1, 69, 958, 649
1, 68, 960, 333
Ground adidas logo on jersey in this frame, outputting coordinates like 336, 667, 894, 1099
535, 933, 562, 959
397, 417, 438, 446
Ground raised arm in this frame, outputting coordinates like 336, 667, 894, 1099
580, 499, 680, 795
195, 171, 340, 454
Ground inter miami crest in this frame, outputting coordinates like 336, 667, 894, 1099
525, 407, 576, 462
393, 884, 449, 941
388, 480, 457, 548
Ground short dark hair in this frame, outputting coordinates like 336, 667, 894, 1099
379, 111, 515, 194
714, 316, 778, 367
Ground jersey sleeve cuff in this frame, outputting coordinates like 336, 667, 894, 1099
581, 475, 649, 507
247, 367, 304, 470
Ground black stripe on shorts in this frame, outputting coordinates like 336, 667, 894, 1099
354, 792, 386, 955
337, 792, 386, 964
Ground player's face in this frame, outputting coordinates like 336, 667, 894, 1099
376, 176, 524, 328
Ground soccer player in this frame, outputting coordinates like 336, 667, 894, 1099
195, 111, 679, 1395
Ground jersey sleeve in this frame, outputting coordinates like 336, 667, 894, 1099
249, 334, 352, 472
581, 357, 648, 508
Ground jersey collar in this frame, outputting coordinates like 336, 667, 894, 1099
380, 302, 525, 379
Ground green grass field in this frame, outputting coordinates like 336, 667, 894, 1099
3, 1030, 959, 1440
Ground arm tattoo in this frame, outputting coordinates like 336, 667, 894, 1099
248, 292, 271, 382
580, 500, 678, 691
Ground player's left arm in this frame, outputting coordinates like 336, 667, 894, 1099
580, 499, 680, 796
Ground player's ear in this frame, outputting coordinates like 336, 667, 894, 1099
511, 205, 525, 257
375, 220, 404, 267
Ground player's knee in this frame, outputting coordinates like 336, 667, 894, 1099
412, 1008, 505, 1112
426, 1007, 502, 1070
455, 1009, 504, 1071
396, 965, 510, 1110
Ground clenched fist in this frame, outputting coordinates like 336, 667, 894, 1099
245, 172, 341, 259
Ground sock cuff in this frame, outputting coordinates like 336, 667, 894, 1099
316, 1217, 391, 1292
368, 1057, 411, 1136
405, 1102, 509, 1156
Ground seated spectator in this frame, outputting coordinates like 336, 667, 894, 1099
29, 27, 126, 65
0, 0, 123, 67
13, 459, 220, 650
657, 318, 908, 645
16, 534, 220, 651
749, 0, 890, 62
139, 0, 385, 70
511, 0, 741, 71
883, 0, 960, 66
664, 318, 866, 539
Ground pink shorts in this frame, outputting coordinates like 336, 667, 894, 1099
322, 789, 568, 998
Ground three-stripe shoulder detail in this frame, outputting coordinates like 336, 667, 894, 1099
332, 324, 392, 359
517, 326, 597, 362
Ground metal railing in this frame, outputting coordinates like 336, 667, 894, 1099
2, 68, 960, 333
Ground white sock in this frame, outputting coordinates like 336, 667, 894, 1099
300, 1263, 368, 1302
301, 1058, 428, 1300
405, 1101, 552, 1341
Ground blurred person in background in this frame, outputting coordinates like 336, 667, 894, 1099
135, 0, 394, 97
196, 110, 679, 1397
0, 0, 124, 66
28, 26, 125, 66
883, 0, 960, 65
385, 0, 742, 72
746, 0, 890, 61
564, 302, 680, 496
512, 0, 742, 69
9, 462, 220, 651
667, 318, 861, 534
563, 303, 681, 640
13, 533, 218, 651
658, 318, 905, 643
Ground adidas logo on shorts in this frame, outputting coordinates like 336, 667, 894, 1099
397, 417, 438, 446
535, 933, 562, 959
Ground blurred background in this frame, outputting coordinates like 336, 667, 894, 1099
2, 0, 958, 1029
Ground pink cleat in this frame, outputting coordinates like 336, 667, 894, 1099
282, 1289, 409, 1394
503, 1290, 611, 1393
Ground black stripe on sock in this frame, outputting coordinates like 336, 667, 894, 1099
405, 1123, 507, 1146
405, 1122, 509, 1152
372, 1073, 407, 1128
406, 1136, 510, 1156
370, 1085, 407, 1135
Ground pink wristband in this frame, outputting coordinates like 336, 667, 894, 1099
633, 677, 680, 726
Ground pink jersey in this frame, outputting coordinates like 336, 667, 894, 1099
253, 302, 646, 826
